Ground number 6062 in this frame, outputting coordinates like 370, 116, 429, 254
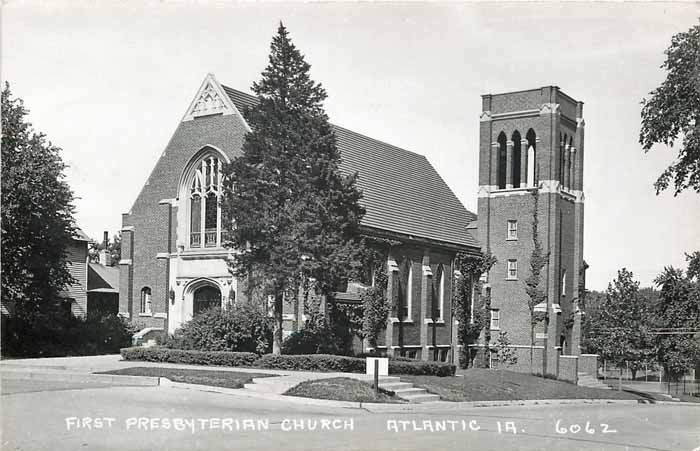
555, 420, 616, 435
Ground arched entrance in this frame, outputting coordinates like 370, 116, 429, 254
193, 285, 222, 315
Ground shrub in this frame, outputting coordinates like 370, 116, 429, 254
120, 347, 259, 367
168, 303, 273, 354
1, 311, 137, 358
388, 360, 456, 377
254, 354, 456, 376
281, 324, 347, 355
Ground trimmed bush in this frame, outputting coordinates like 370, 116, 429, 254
167, 303, 273, 354
281, 325, 346, 356
120, 347, 258, 367
388, 360, 456, 377
254, 354, 366, 373
119, 347, 456, 376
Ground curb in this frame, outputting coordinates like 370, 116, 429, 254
1, 369, 160, 387
159, 379, 650, 411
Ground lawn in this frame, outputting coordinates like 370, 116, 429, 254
284, 377, 405, 403
98, 367, 273, 389
403, 369, 640, 402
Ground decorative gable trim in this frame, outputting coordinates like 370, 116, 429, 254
182, 74, 240, 122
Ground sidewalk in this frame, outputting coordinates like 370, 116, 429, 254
0, 354, 374, 395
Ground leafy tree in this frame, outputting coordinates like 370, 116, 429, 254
1, 83, 76, 318
88, 232, 121, 266
653, 252, 700, 380
640, 22, 700, 195
222, 23, 365, 354
491, 331, 518, 378
585, 269, 656, 379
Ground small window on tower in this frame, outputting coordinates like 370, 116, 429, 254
507, 220, 518, 240
490, 309, 500, 330
507, 260, 518, 280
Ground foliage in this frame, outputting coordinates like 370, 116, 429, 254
253, 353, 366, 372
281, 321, 348, 355
358, 238, 393, 350
254, 353, 455, 376
491, 331, 518, 371
1, 83, 76, 318
168, 303, 274, 354
120, 347, 259, 367
453, 251, 496, 368
2, 312, 137, 358
284, 377, 404, 403
525, 191, 549, 373
584, 269, 656, 377
222, 23, 365, 354
653, 252, 700, 379
88, 232, 121, 266
640, 22, 700, 195
100, 367, 272, 390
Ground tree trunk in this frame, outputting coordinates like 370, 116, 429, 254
272, 290, 284, 355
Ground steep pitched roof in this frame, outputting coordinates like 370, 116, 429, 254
88, 263, 119, 293
222, 86, 478, 250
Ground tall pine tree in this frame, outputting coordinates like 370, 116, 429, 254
222, 23, 365, 354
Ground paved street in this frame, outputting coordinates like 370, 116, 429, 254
2, 376, 699, 451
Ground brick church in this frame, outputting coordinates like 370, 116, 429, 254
119, 74, 588, 374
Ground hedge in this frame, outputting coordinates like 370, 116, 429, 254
120, 347, 456, 376
120, 347, 258, 367
254, 354, 366, 373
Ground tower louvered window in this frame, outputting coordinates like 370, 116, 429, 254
190, 156, 223, 248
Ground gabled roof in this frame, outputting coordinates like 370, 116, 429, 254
222, 86, 478, 250
73, 227, 90, 242
88, 263, 119, 293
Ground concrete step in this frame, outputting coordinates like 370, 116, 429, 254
378, 382, 413, 391
393, 387, 429, 397
400, 393, 441, 403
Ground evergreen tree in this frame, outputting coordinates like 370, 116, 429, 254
1, 83, 76, 318
222, 23, 365, 354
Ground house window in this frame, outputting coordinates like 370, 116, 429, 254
140, 287, 152, 314
400, 349, 418, 360
490, 309, 500, 330
507, 220, 518, 240
438, 348, 449, 362
189, 155, 223, 248
507, 259, 518, 280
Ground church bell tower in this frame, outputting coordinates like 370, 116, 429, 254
476, 86, 585, 376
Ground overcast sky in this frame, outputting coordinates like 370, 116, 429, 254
3, 1, 699, 290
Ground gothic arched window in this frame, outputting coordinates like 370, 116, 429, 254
140, 287, 152, 314
497, 132, 507, 189
188, 154, 224, 248
512, 130, 522, 188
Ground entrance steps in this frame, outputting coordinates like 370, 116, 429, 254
357, 375, 440, 403
577, 372, 612, 390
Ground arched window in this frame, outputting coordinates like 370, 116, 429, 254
526, 129, 537, 187
560, 133, 567, 185
140, 287, 152, 314
497, 132, 507, 189
562, 269, 567, 296
187, 153, 224, 248
193, 285, 221, 316
511, 131, 522, 188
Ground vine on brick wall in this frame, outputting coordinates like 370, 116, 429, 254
525, 190, 549, 373
454, 251, 496, 368
357, 237, 399, 351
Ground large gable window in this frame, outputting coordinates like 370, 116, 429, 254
188, 154, 223, 248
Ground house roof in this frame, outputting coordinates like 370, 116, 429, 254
88, 263, 119, 293
73, 227, 90, 242
222, 86, 478, 250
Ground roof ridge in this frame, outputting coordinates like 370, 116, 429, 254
221, 85, 427, 160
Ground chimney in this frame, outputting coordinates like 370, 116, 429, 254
99, 231, 111, 266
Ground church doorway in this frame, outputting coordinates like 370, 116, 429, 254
193, 285, 221, 315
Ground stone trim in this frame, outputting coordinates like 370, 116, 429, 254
153, 312, 167, 319
121, 226, 135, 232
155, 253, 170, 259
119, 259, 133, 265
